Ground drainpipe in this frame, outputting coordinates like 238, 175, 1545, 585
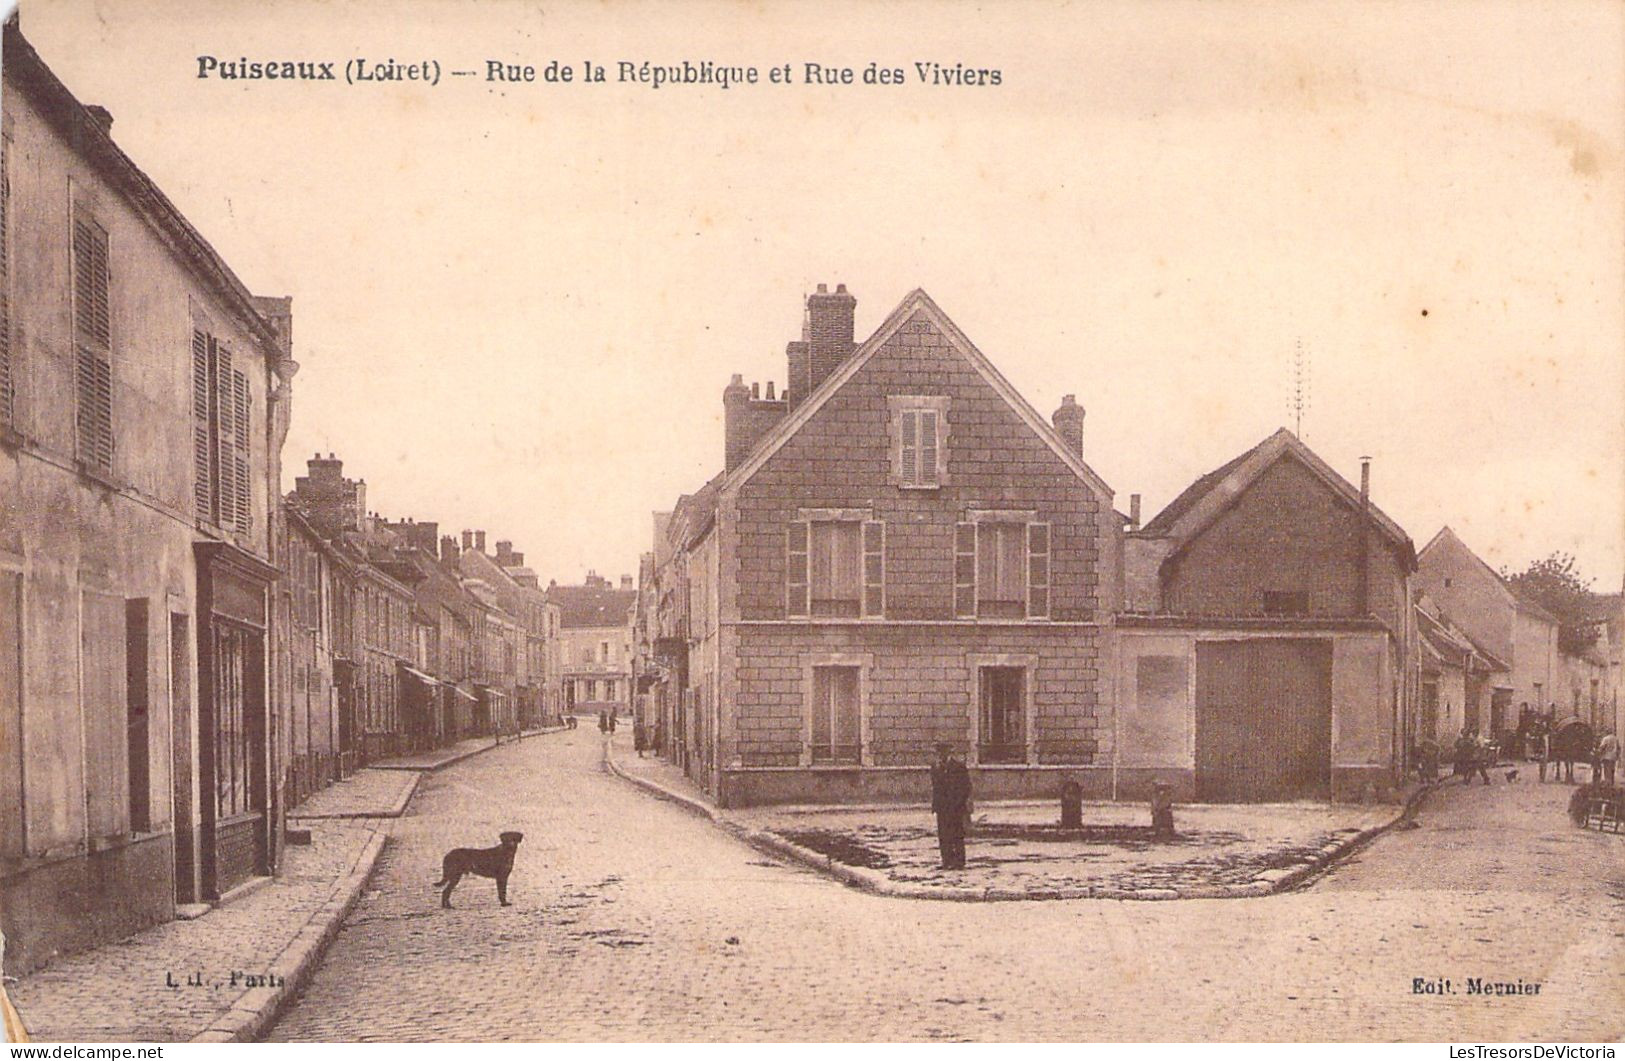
1359, 456, 1372, 617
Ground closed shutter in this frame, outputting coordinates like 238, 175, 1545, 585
1027, 522, 1050, 619
862, 520, 885, 618
73, 216, 114, 472
82, 590, 128, 838
786, 521, 809, 618
215, 345, 238, 529
899, 409, 919, 485
230, 366, 252, 533
898, 409, 940, 487
75, 344, 113, 471
0, 139, 11, 427
192, 330, 214, 522
918, 409, 938, 485
954, 522, 976, 618
72, 217, 111, 349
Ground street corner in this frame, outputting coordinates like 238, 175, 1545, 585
747, 798, 1411, 902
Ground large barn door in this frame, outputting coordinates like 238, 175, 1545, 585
1195, 639, 1332, 801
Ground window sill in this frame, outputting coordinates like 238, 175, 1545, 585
75, 461, 123, 492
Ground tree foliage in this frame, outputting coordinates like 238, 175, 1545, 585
1501, 552, 1602, 656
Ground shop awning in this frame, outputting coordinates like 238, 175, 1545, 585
444, 684, 478, 704
398, 665, 438, 687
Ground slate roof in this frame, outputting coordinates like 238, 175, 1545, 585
1135, 428, 1415, 566
546, 585, 637, 629
667, 473, 724, 552
1138, 449, 1254, 536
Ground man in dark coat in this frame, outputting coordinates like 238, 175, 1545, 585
930, 743, 971, 869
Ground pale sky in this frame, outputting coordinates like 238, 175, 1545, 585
14, 0, 1625, 588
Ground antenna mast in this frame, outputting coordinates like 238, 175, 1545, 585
1289, 338, 1312, 437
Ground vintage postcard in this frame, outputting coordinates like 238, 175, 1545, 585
0, 0, 1621, 1045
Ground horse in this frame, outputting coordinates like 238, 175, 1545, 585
1544, 718, 1595, 784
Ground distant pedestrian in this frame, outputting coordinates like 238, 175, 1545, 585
598, 709, 608, 734
930, 743, 971, 870
1595, 731, 1618, 787
608, 711, 618, 735
633, 720, 648, 758
1455, 728, 1490, 785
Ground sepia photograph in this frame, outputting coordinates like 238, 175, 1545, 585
0, 0, 1621, 1045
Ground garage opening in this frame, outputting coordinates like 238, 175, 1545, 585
1195, 639, 1332, 801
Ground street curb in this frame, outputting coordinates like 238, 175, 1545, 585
604, 742, 725, 822
605, 742, 1441, 903
288, 772, 424, 821
190, 828, 389, 1043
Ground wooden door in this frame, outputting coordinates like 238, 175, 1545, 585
1196, 639, 1332, 801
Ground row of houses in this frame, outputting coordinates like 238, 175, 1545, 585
631, 284, 1623, 808
279, 451, 563, 806
0, 18, 636, 974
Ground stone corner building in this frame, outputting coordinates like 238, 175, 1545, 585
0, 16, 295, 972
642, 284, 1119, 807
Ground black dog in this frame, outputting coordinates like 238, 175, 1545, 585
433, 831, 523, 908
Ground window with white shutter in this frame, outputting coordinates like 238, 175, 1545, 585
809, 521, 861, 618
888, 395, 949, 489
960, 516, 1049, 620
786, 521, 809, 618
1027, 522, 1051, 619
976, 522, 1026, 619
862, 520, 885, 618
954, 522, 976, 619
73, 214, 114, 472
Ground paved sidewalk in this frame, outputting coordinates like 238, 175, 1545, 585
371, 725, 567, 771
289, 769, 420, 820
10, 725, 572, 1042
608, 742, 719, 818
607, 739, 1427, 900
8, 821, 385, 1042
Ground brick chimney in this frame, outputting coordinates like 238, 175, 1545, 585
620, 574, 633, 590
723, 374, 752, 471
291, 452, 365, 537
786, 283, 856, 407
252, 295, 294, 362
381, 518, 439, 555
1052, 394, 1085, 455
474, 530, 486, 554
461, 530, 473, 551
441, 535, 460, 563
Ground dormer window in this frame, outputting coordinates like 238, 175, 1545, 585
887, 395, 950, 489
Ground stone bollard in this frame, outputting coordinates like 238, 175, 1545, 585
1150, 781, 1176, 838
1060, 780, 1083, 828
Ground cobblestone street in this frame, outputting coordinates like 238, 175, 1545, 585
269, 730, 1625, 1042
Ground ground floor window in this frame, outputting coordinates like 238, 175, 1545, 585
810, 665, 860, 764
978, 666, 1026, 764
213, 622, 262, 819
